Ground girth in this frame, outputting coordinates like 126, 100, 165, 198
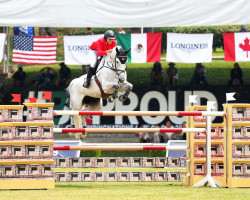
94, 76, 113, 100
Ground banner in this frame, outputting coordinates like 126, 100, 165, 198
13, 27, 34, 36
117, 33, 162, 63
0, 33, 6, 62
224, 32, 250, 62
64, 35, 102, 65
167, 33, 213, 63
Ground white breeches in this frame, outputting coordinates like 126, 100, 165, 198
90, 50, 98, 68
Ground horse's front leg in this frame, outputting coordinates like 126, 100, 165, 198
102, 81, 120, 93
108, 89, 118, 103
118, 81, 133, 102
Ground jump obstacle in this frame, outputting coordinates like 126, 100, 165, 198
0, 102, 231, 189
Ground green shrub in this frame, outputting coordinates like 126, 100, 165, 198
80, 150, 101, 157
149, 150, 166, 157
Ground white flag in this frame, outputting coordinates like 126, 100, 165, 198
207, 101, 216, 110
167, 33, 213, 63
64, 35, 102, 65
226, 93, 236, 101
189, 95, 197, 104
0, 33, 6, 62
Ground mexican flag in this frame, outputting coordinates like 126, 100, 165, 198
117, 33, 162, 63
224, 32, 250, 61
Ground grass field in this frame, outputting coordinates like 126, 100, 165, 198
1, 181, 250, 200
1, 168, 249, 200
7, 59, 250, 91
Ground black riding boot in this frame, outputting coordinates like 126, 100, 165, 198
83, 67, 94, 88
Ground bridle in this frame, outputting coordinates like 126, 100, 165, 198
96, 53, 127, 80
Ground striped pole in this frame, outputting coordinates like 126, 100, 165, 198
53, 146, 187, 151
54, 110, 226, 117
53, 127, 206, 133
80, 143, 173, 146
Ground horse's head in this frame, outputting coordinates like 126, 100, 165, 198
110, 47, 130, 83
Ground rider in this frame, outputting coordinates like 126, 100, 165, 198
83, 30, 117, 88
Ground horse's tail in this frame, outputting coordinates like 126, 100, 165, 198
65, 79, 75, 110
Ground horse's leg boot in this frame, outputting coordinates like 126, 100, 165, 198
83, 67, 94, 88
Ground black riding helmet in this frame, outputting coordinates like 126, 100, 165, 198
104, 30, 116, 39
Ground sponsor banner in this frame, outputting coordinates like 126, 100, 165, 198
224, 32, 250, 62
64, 35, 102, 65
5, 86, 250, 128
0, 33, 6, 62
167, 33, 213, 63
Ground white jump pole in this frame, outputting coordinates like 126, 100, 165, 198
193, 101, 222, 187
54, 110, 226, 117
81, 143, 171, 146
53, 127, 206, 133
54, 146, 187, 151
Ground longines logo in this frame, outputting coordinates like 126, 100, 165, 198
170, 43, 208, 53
68, 45, 90, 54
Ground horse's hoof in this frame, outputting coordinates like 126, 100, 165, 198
80, 133, 87, 139
67, 133, 74, 137
108, 97, 115, 103
119, 95, 127, 102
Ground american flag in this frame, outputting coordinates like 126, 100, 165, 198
12, 35, 57, 65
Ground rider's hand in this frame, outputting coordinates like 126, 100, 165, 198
106, 49, 112, 54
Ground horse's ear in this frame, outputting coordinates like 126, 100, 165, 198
125, 48, 131, 54
116, 47, 119, 53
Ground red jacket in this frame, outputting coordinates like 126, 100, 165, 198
90, 37, 117, 56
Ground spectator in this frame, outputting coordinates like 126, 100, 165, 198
13, 66, 27, 87
135, 124, 151, 143
36, 67, 57, 88
240, 24, 248, 32
166, 62, 178, 85
152, 125, 164, 143
180, 122, 186, 140
190, 63, 208, 85
150, 62, 163, 85
229, 63, 243, 85
86, 28, 93, 35
163, 121, 175, 143
118, 27, 126, 34
56, 62, 71, 88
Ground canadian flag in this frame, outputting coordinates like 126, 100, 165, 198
224, 32, 250, 61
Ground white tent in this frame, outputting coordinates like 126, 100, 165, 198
0, 0, 249, 27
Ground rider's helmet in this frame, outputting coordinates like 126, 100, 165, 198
104, 30, 116, 39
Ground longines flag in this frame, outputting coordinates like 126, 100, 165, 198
167, 33, 213, 63
224, 32, 250, 61
64, 35, 102, 65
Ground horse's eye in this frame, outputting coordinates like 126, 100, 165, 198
116, 61, 119, 63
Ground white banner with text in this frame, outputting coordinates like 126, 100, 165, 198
167, 33, 213, 63
64, 35, 102, 65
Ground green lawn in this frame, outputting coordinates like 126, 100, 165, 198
8, 59, 249, 90
1, 182, 249, 200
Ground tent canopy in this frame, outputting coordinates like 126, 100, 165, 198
0, 0, 249, 27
